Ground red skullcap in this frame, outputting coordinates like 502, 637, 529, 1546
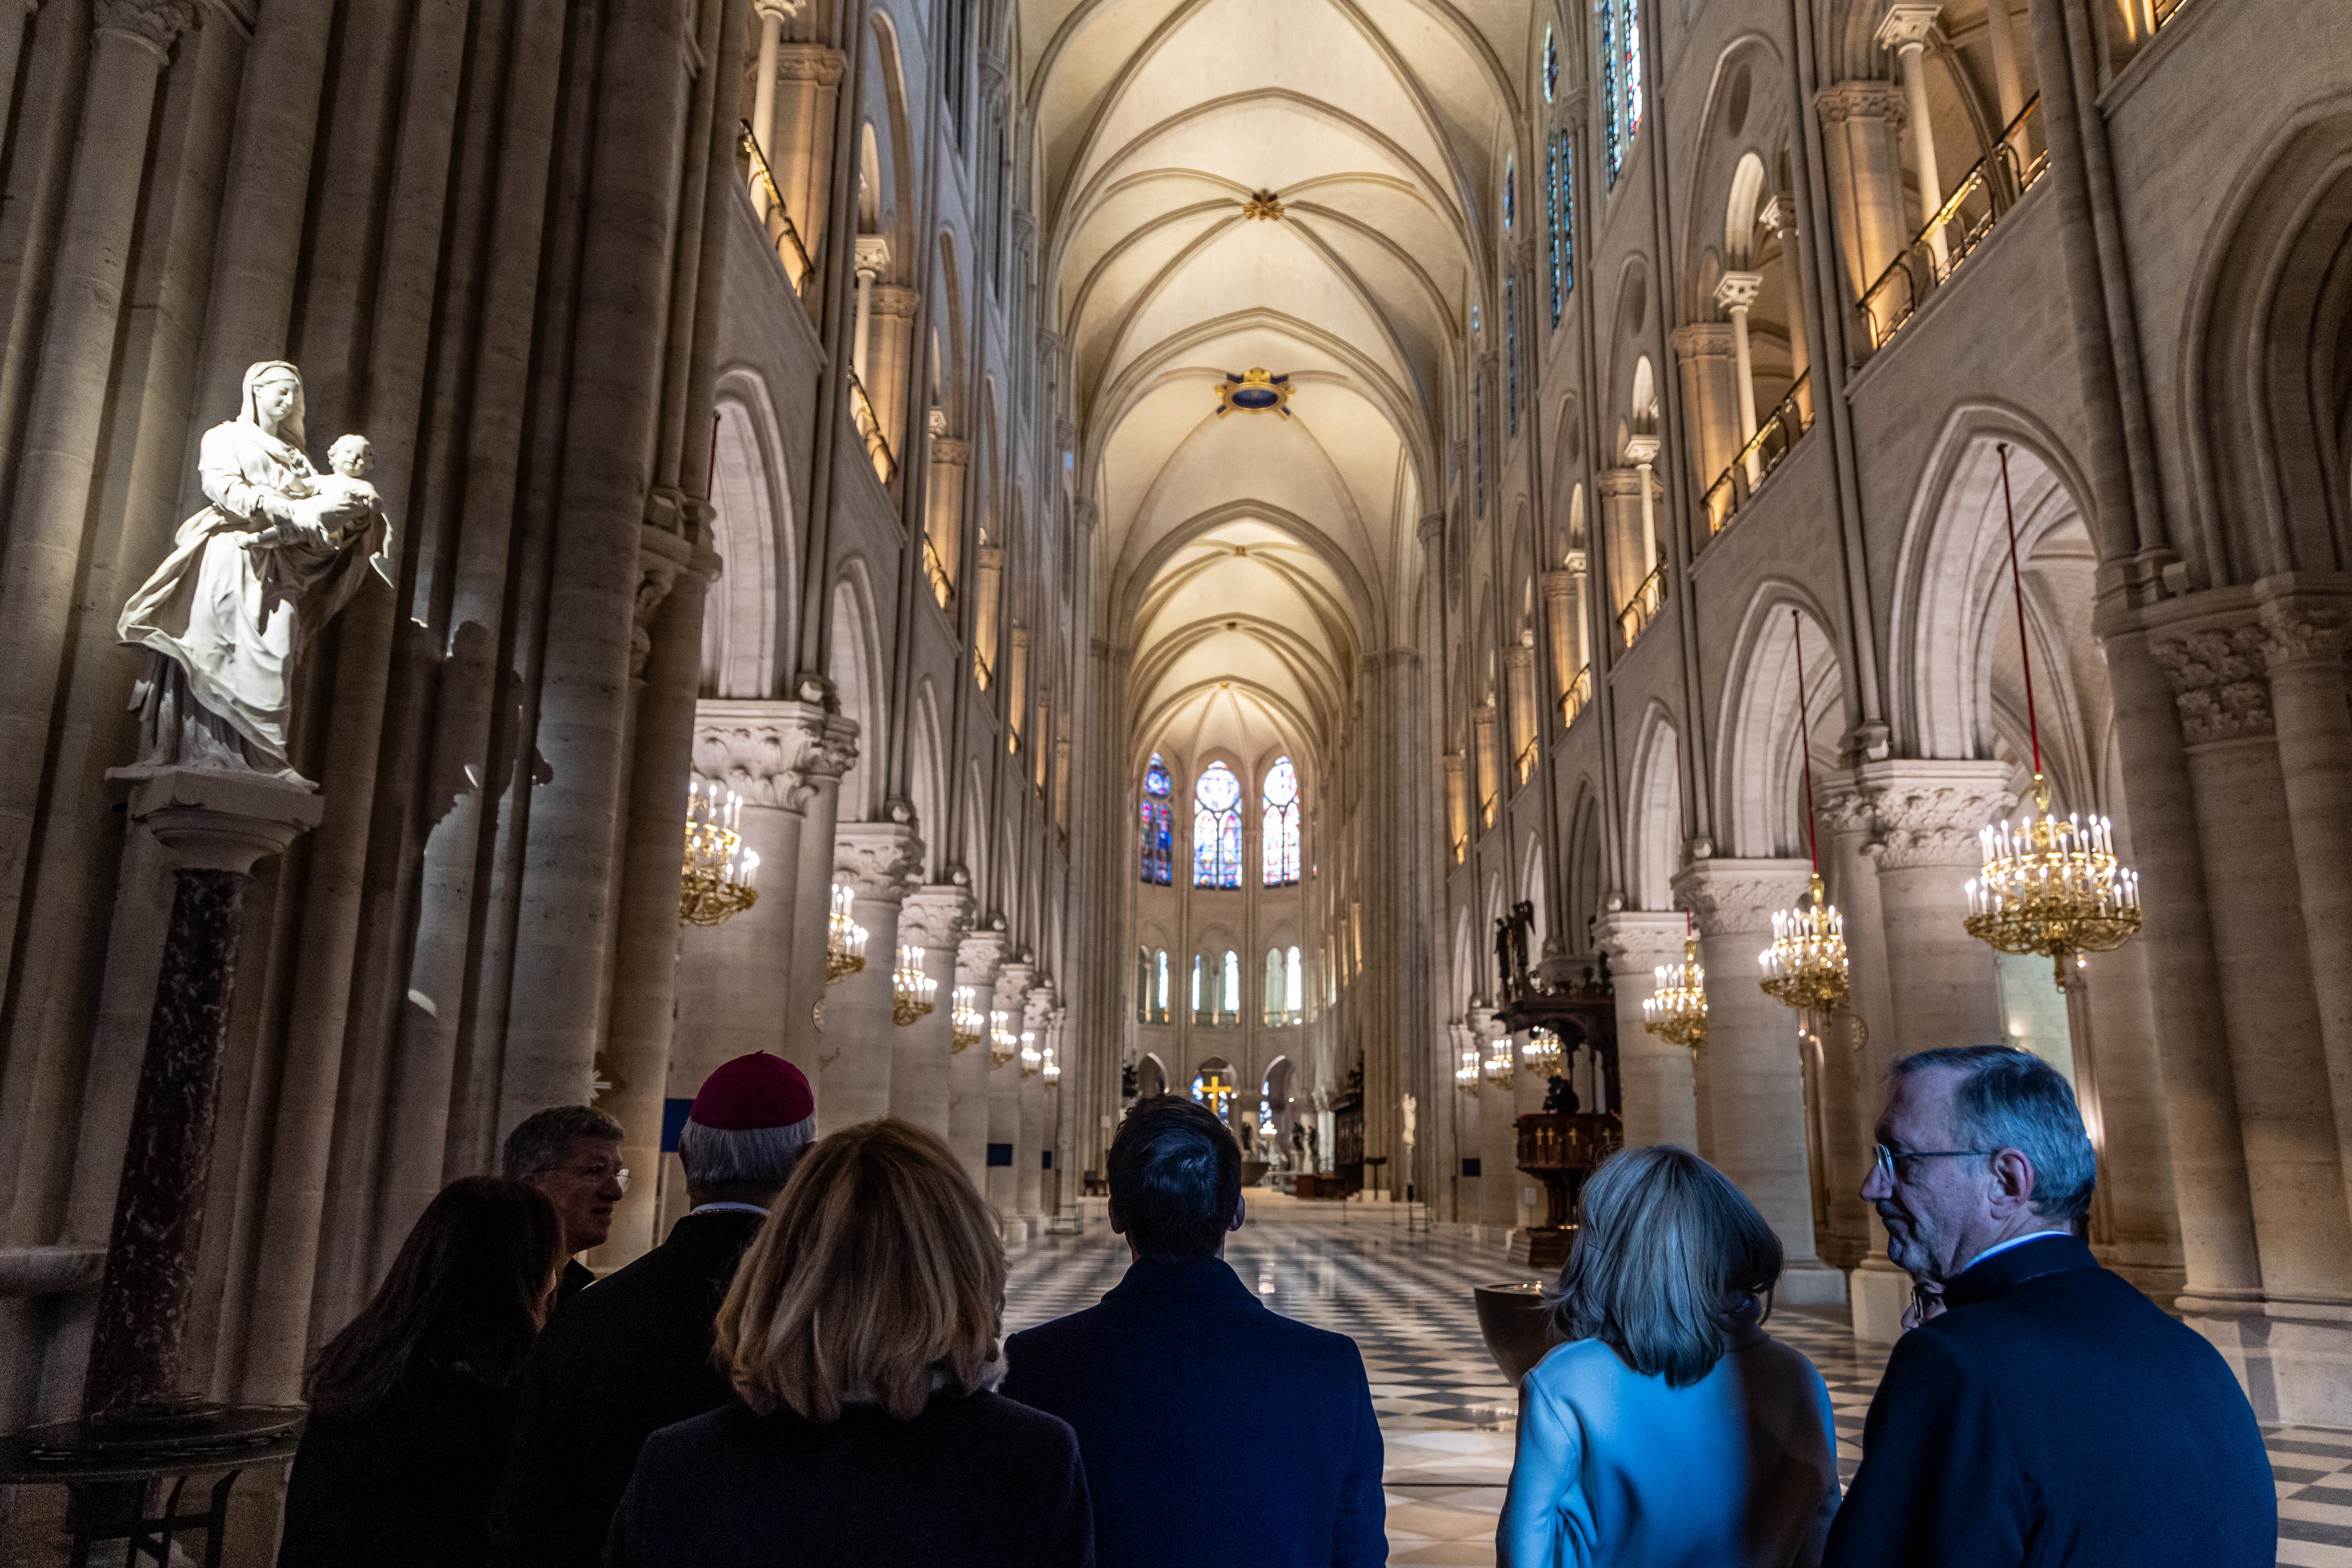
689, 1053, 815, 1131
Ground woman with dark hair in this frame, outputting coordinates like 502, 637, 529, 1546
609, 1118, 1093, 1567
1497, 1144, 1839, 1568
278, 1176, 566, 1567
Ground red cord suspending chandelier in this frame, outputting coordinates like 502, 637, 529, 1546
1961, 444, 2142, 987
1759, 610, 1851, 1018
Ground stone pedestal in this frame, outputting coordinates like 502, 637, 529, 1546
891, 885, 971, 1137
823, 822, 922, 1129
83, 768, 322, 1417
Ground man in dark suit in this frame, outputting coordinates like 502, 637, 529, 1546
502, 1104, 628, 1306
488, 1053, 816, 1568
1825, 1045, 2274, 1567
1002, 1095, 1386, 1568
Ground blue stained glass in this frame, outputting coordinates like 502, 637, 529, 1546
1503, 158, 1515, 233
1560, 135, 1576, 299
1546, 141, 1563, 328
1622, 0, 1644, 158
1473, 375, 1487, 517
1544, 26, 1558, 103
1194, 761, 1243, 889
1140, 752, 1174, 884
1599, 0, 1621, 187
1261, 757, 1300, 886
1506, 279, 1520, 436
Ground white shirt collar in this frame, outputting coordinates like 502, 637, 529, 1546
689, 1202, 771, 1217
1962, 1229, 2073, 1274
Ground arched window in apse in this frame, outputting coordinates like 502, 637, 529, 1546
1263, 949, 1285, 1026
1140, 753, 1173, 885
1598, 0, 1643, 187
1190, 954, 1205, 1023
1154, 948, 1169, 1022
1136, 946, 1149, 1024
1221, 950, 1241, 1023
1261, 757, 1301, 887
1285, 946, 1303, 1022
1193, 761, 1243, 888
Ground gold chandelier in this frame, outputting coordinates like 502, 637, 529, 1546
1482, 1034, 1515, 1092
825, 883, 867, 983
1454, 1042, 1482, 1094
1019, 1031, 1042, 1078
988, 1011, 1016, 1068
1520, 1028, 1564, 1076
1642, 917, 1708, 1052
949, 985, 983, 1053
1965, 444, 2143, 987
892, 944, 936, 1026
1041, 1044, 1061, 1084
1759, 610, 1851, 1018
679, 780, 759, 927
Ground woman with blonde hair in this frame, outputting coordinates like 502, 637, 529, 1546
608, 1118, 1093, 1566
1497, 1145, 1839, 1568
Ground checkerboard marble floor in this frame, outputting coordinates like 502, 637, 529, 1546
1006, 1193, 2327, 1566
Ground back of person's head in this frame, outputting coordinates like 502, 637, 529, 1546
1552, 1144, 1782, 1390
500, 1103, 623, 1182
304, 1176, 566, 1417
1892, 1044, 2096, 1223
1105, 1095, 1241, 1259
676, 1052, 818, 1199
716, 1118, 1002, 1425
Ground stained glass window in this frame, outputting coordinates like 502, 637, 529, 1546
1193, 761, 1243, 888
1598, 0, 1621, 188
1506, 279, 1521, 436
1558, 134, 1576, 303
1265, 949, 1286, 1026
1286, 946, 1303, 1018
1503, 157, 1515, 233
1261, 757, 1301, 886
1600, 0, 1642, 187
1622, 0, 1644, 167
1544, 25, 1558, 103
1190, 954, 1205, 1021
1140, 753, 1173, 884
1136, 947, 1149, 1023
1473, 373, 1488, 517
1221, 950, 1241, 1020
1155, 949, 1169, 1020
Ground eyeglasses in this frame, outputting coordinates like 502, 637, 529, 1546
551, 1161, 630, 1192
1872, 1143, 1992, 1181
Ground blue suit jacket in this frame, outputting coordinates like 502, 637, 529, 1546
1002, 1253, 1387, 1568
1824, 1234, 2274, 1568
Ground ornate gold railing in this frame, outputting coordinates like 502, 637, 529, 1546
848, 370, 896, 484
1559, 663, 1592, 728
737, 122, 817, 297
1515, 733, 1539, 785
922, 535, 954, 610
973, 647, 993, 689
1619, 563, 1667, 648
1700, 371, 1813, 539
1859, 97, 2048, 352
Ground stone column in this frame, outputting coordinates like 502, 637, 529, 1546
925, 432, 969, 600
893, 884, 973, 1138
973, 545, 1004, 686
951, 930, 1006, 1191
1443, 753, 1469, 863
748, 0, 788, 219
0, 0, 198, 964
1676, 858, 1843, 1303
1878, 5, 1948, 270
1714, 272, 1765, 484
1668, 325, 1737, 508
824, 821, 923, 1129
1541, 570, 1579, 704
1504, 642, 1538, 787
1592, 913, 1696, 1148
1597, 467, 1646, 625
851, 235, 886, 385
680, 699, 841, 1085
773, 44, 844, 278
1817, 780, 1908, 1341
989, 958, 1035, 1230
1360, 649, 1428, 1201
1017, 985, 1053, 1219
1813, 83, 1910, 303
2152, 621, 2352, 1337
868, 281, 916, 464
84, 769, 322, 1415
1982, 0, 2028, 154
1759, 195, 1809, 387
1471, 704, 1499, 831
1624, 437, 1662, 584
1860, 761, 2011, 1053
783, 708, 858, 1069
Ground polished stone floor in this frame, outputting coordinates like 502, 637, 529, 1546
1006, 1192, 2327, 1566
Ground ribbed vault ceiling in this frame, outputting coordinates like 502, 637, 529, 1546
1027, 0, 1524, 772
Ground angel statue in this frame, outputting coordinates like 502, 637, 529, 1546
117, 361, 393, 782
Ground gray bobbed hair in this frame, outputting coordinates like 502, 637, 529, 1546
677, 1116, 816, 1191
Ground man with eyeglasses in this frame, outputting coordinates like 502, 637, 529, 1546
1824, 1044, 2272, 1567
502, 1105, 630, 1305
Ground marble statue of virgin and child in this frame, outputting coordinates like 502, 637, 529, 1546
117, 360, 394, 783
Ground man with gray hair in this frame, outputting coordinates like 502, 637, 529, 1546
1825, 1044, 2272, 1566
502, 1104, 626, 1306
490, 1053, 816, 1568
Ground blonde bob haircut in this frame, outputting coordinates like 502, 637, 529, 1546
715, 1118, 1004, 1423
1550, 1144, 1782, 1389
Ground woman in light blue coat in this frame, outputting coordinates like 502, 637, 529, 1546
1497, 1145, 1839, 1568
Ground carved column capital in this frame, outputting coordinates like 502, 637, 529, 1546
1590, 911, 1688, 973
630, 526, 709, 675
2258, 600, 2352, 673
956, 929, 1008, 992
692, 698, 858, 812
1713, 270, 1764, 314
929, 436, 970, 466
1672, 858, 1814, 936
835, 820, 923, 903
2151, 622, 2274, 744
777, 43, 845, 83
93, 0, 198, 53
1854, 760, 2015, 869
900, 884, 974, 951
1670, 321, 1736, 361
1815, 80, 1906, 129
1875, 3, 1942, 54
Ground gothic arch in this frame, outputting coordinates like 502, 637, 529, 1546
1628, 703, 1683, 909
1717, 585, 1845, 859
703, 370, 797, 699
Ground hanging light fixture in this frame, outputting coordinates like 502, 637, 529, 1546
1760, 610, 1851, 1017
679, 780, 759, 926
988, 1011, 1017, 1068
1643, 912, 1708, 1053
1964, 443, 2142, 986
1482, 1033, 1516, 1091
1041, 1044, 1061, 1084
1520, 1028, 1564, 1076
1455, 1042, 1482, 1094
891, 944, 936, 1025
950, 985, 983, 1053
1019, 1031, 1042, 1078
825, 883, 868, 983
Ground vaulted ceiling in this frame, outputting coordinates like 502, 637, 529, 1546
1025, 0, 1528, 776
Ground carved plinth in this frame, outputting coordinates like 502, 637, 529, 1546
1506, 1111, 1624, 1271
